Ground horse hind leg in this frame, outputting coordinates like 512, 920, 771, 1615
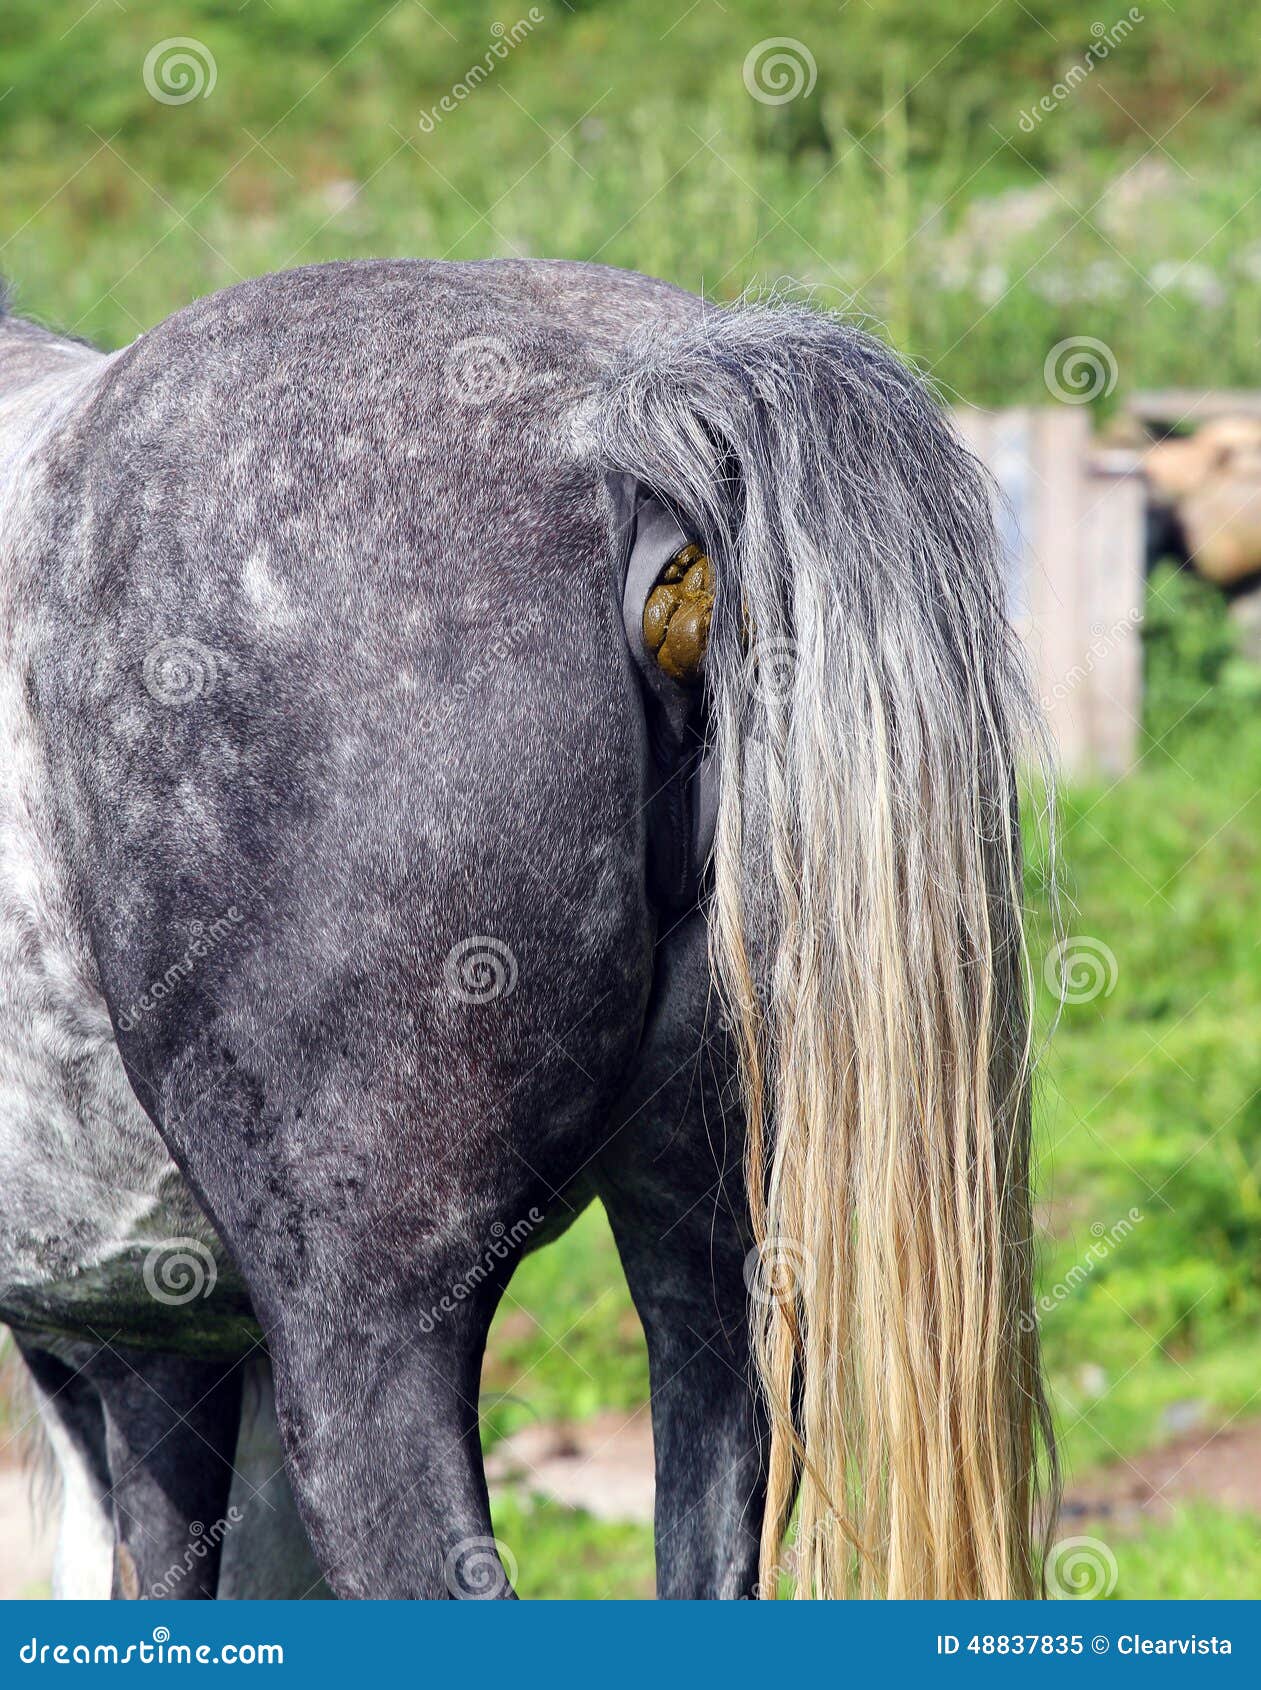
239, 1210, 517, 1600
216, 1356, 330, 1599
22, 1338, 451, 1602
15, 1339, 113, 1599
595, 912, 771, 1600
102, 1348, 244, 1599
146, 1055, 540, 1598
20, 1337, 245, 1599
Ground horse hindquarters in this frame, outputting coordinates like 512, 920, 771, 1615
80, 662, 650, 1596
104, 673, 652, 1598
16, 259, 686, 1597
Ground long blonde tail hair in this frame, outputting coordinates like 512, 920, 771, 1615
596, 303, 1057, 1598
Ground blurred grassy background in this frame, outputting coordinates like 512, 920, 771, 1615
3, 0, 1261, 1600
5, 0, 1261, 405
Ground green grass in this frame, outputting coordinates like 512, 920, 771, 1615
5, 1, 1261, 406
487, 1493, 655, 1601
482, 1205, 647, 1444
1023, 568, 1261, 1479
1111, 1505, 1261, 1601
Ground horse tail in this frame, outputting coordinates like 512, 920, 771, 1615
594, 303, 1057, 1599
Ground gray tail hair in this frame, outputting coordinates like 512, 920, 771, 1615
594, 303, 1058, 1598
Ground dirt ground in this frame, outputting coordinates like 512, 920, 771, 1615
486, 1409, 1261, 1534
3, 1412, 1260, 1599
1059, 1420, 1261, 1526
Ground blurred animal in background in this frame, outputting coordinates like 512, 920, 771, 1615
1144, 415, 1261, 587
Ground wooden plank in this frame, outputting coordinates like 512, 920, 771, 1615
1075, 463, 1142, 777
1028, 408, 1094, 774
1128, 389, 1261, 428
954, 403, 1033, 633
991, 409, 1035, 626
952, 405, 1146, 776
1082, 460, 1146, 776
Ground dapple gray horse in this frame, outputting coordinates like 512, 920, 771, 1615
0, 260, 1053, 1600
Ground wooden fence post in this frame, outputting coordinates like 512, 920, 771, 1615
953, 405, 1145, 778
